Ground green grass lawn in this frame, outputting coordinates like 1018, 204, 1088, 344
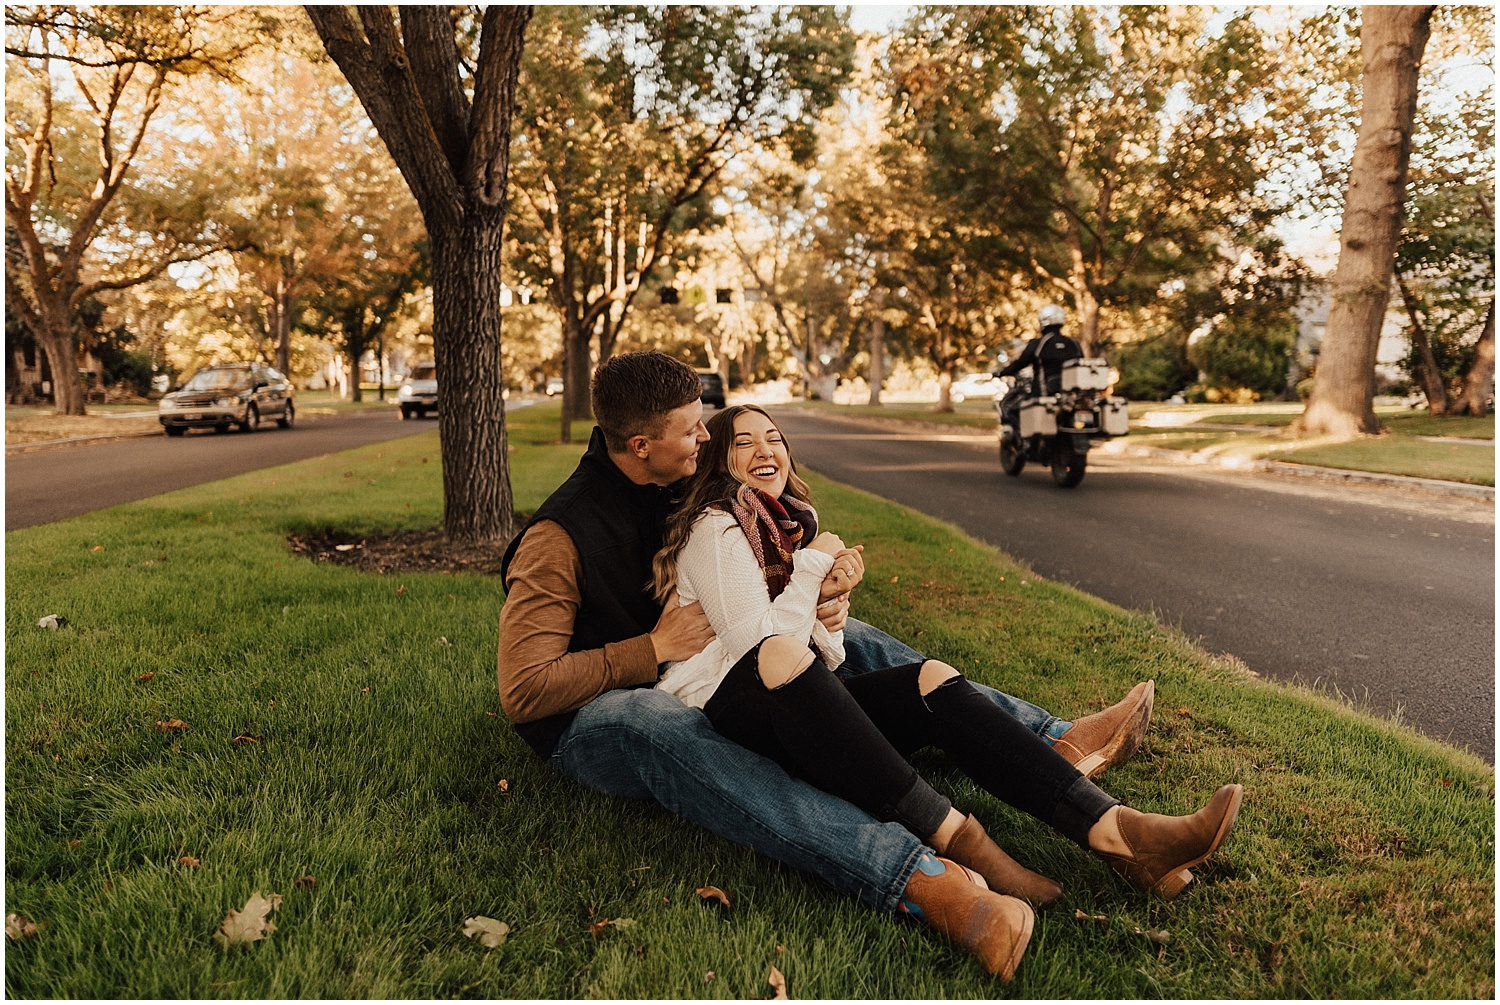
1195, 408, 1494, 440
1269, 437, 1496, 486
6, 404, 1493, 997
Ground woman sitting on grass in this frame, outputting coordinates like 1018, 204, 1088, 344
652, 404, 1244, 977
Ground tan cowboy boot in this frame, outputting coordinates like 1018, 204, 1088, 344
901, 856, 1034, 980
945, 814, 1063, 907
1052, 680, 1155, 778
1094, 783, 1244, 899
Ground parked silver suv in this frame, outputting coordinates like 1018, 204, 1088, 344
158, 363, 295, 436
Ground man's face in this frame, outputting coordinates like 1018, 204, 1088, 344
642, 400, 709, 485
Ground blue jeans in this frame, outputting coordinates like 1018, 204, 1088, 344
840, 618, 1072, 742
550, 687, 926, 915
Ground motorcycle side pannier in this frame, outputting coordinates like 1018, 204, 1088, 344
1102, 396, 1130, 435
1062, 358, 1112, 391
1020, 398, 1058, 437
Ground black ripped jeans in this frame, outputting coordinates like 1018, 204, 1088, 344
702, 640, 1118, 847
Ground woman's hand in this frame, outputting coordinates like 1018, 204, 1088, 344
818, 544, 865, 602
808, 531, 845, 556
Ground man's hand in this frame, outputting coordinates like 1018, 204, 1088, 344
816, 593, 850, 633
817, 544, 865, 603
648, 591, 715, 664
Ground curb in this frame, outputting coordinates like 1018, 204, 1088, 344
1101, 442, 1494, 501
7, 428, 163, 452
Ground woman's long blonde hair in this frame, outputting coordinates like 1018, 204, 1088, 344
652, 404, 811, 602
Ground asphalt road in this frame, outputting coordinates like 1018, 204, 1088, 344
5, 406, 435, 531
771, 408, 1497, 762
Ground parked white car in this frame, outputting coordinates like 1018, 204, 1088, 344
397, 362, 438, 419
951, 372, 1003, 403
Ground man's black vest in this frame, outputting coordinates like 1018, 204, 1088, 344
500, 426, 676, 756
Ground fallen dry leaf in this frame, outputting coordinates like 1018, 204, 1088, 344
437, 636, 451, 646
1176, 708, 1191, 717
888, 576, 899, 584
91, 545, 104, 552
394, 584, 407, 597
768, 964, 789, 999
1133, 927, 1171, 946
137, 672, 155, 683
1074, 909, 1107, 923
214, 891, 281, 947
68, 840, 80, 849
1437, 778, 1453, 788
5, 913, 43, 940
230, 735, 259, 746
696, 885, 731, 908
360, 687, 371, 694
704, 971, 716, 983
462, 915, 510, 948
588, 918, 611, 938
497, 779, 510, 793
775, 944, 785, 955
294, 875, 316, 889
179, 855, 201, 869
485, 711, 498, 718
155, 719, 188, 732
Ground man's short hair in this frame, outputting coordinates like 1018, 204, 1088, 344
591, 351, 702, 451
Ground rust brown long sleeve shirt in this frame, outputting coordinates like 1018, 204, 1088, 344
497, 520, 660, 724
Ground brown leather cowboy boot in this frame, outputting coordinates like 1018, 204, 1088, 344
901, 855, 1034, 980
1094, 783, 1244, 899
945, 814, 1063, 906
1052, 680, 1155, 778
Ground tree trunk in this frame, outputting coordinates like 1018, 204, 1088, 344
560, 316, 592, 442
867, 311, 885, 406
306, 4, 529, 544
36, 321, 84, 416
433, 217, 513, 542
1396, 273, 1448, 414
277, 254, 293, 376
935, 364, 955, 412
1293, 6, 1434, 439
1454, 299, 1495, 416
347, 345, 364, 403
1075, 287, 1101, 357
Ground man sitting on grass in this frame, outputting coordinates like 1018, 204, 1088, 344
496, 351, 1155, 974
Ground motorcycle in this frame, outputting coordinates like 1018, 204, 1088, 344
995, 359, 1129, 488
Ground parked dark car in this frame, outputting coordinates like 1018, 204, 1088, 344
158, 363, 294, 436
698, 371, 725, 408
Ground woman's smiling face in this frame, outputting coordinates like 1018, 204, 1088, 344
729, 409, 790, 498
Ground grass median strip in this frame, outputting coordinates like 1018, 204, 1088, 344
6, 403, 1492, 997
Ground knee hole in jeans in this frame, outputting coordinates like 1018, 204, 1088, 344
758, 635, 817, 690
918, 660, 961, 696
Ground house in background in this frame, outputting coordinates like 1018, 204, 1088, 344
1288, 280, 1410, 397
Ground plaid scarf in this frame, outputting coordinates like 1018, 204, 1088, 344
729, 489, 819, 600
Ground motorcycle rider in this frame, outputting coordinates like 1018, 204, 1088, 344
996, 304, 1084, 431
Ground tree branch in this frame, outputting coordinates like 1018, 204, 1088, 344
305, 5, 463, 228
467, 5, 531, 207
399, 6, 470, 174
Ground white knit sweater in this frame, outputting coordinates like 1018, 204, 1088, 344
656, 508, 845, 708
